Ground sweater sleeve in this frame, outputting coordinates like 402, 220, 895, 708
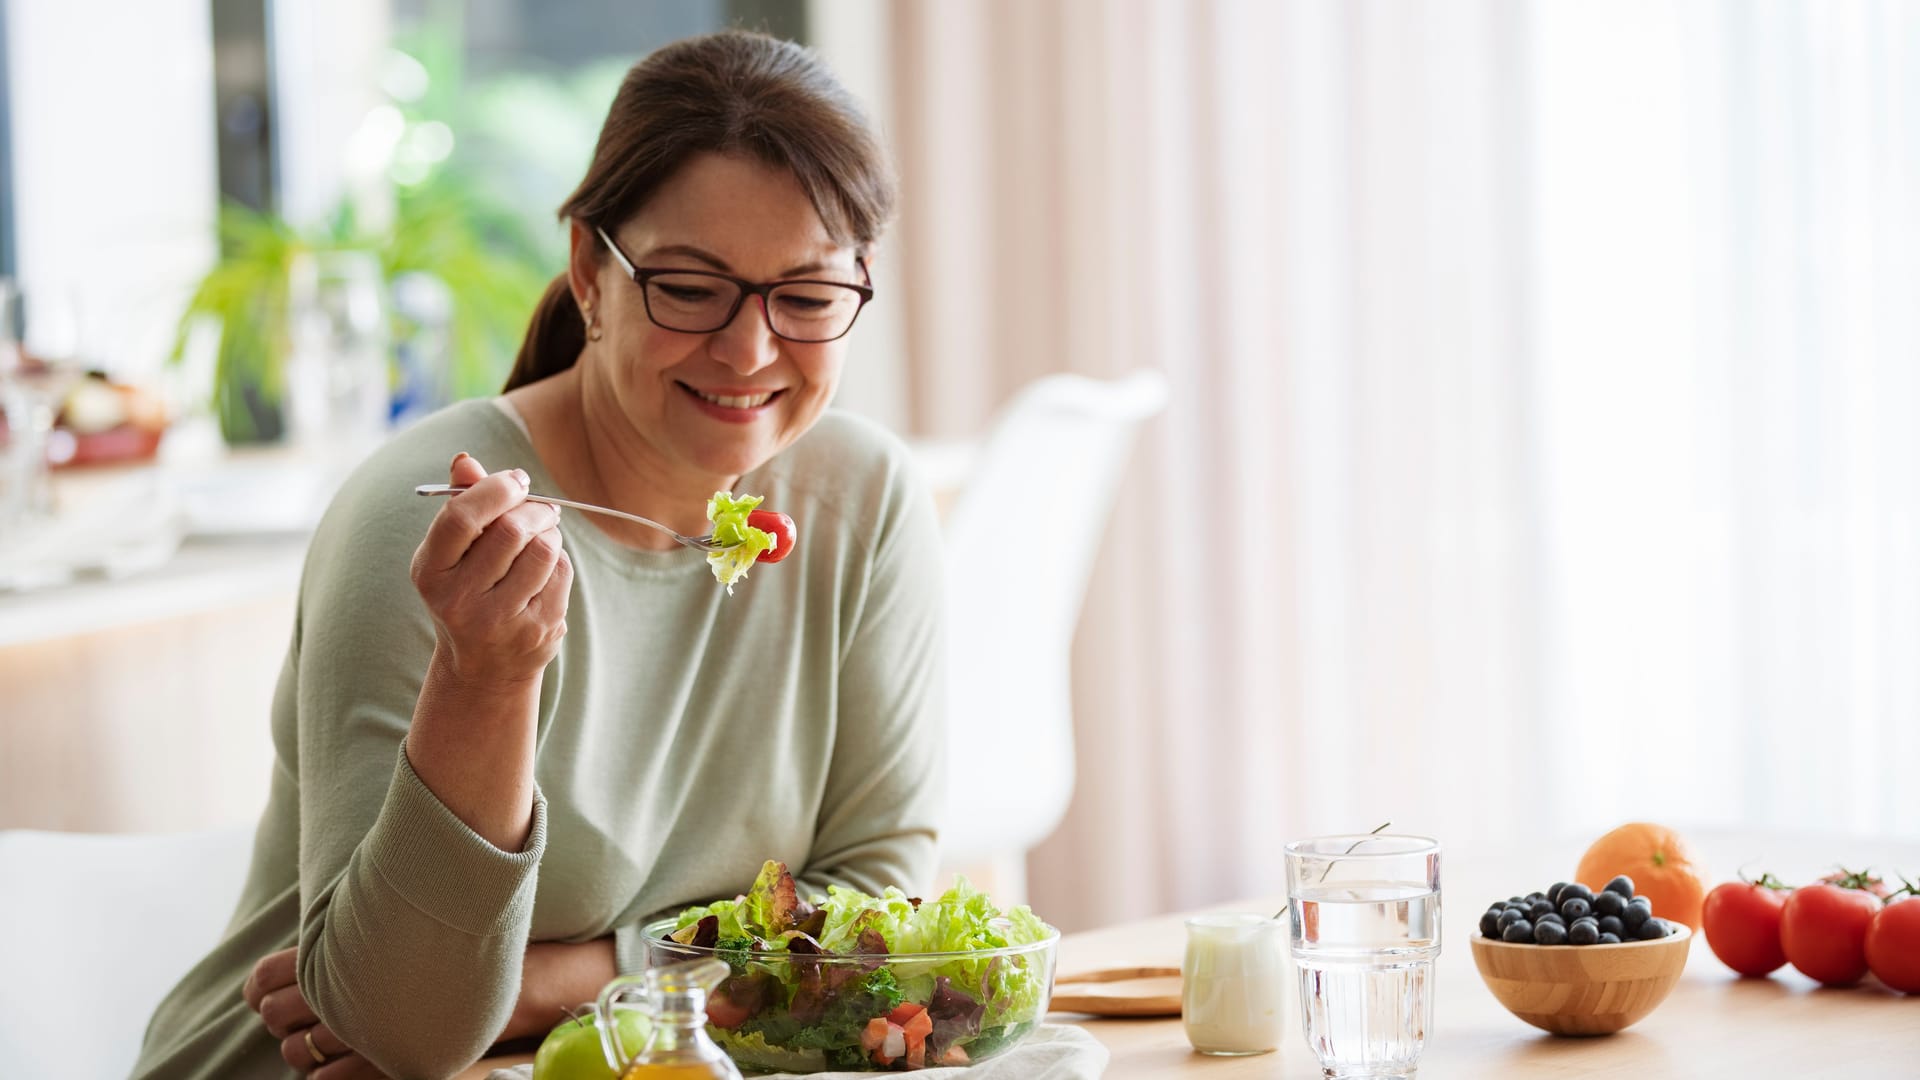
288, 457, 547, 1079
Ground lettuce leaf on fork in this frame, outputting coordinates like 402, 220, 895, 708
704, 491, 776, 594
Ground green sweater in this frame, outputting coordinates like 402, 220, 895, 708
132, 400, 945, 1079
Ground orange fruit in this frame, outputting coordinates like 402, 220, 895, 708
1574, 822, 1708, 930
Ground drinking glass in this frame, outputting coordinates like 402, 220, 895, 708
0, 281, 81, 545
1285, 834, 1441, 1079
284, 250, 390, 461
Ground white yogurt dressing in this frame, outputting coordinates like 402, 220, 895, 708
1182, 913, 1290, 1055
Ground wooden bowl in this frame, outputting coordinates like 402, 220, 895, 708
1469, 925, 1692, 1036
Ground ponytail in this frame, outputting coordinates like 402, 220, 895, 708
503, 273, 583, 392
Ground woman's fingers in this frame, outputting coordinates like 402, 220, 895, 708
414, 464, 531, 577
257, 986, 321, 1039
489, 514, 568, 612
281, 1023, 387, 1077
242, 947, 298, 1012
279, 1022, 342, 1073
408, 453, 572, 679
459, 501, 563, 596
448, 450, 487, 489
529, 538, 575, 624
314, 1054, 389, 1080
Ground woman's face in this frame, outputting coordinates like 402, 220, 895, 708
572, 152, 865, 485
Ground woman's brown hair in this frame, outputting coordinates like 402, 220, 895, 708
504, 30, 896, 391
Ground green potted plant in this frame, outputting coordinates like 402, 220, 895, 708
172, 21, 557, 444
171, 170, 548, 444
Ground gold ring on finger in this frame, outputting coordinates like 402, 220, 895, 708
304, 1028, 327, 1065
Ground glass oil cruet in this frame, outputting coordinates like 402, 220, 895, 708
595, 958, 743, 1080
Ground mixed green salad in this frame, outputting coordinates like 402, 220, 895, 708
659, 861, 1055, 1072
704, 492, 776, 594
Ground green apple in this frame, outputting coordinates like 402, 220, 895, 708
532, 1006, 652, 1080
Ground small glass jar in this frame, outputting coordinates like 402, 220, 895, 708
1182, 913, 1288, 1056
594, 958, 743, 1080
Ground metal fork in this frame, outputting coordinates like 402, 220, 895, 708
413, 484, 732, 553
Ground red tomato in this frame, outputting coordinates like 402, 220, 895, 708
748, 509, 797, 564
1866, 896, 1920, 993
705, 989, 752, 1030
1701, 880, 1790, 976
1780, 883, 1880, 986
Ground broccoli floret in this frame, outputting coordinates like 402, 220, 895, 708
860, 967, 904, 1012
823, 1045, 869, 1070
716, 936, 755, 972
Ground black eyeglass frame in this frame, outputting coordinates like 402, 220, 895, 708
594, 225, 874, 343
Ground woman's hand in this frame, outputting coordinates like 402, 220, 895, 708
244, 939, 618, 1072
403, 452, 564, 851
242, 948, 389, 1078
410, 453, 572, 687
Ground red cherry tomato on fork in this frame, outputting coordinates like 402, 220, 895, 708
748, 509, 797, 563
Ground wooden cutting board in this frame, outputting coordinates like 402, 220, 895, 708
1050, 966, 1183, 1017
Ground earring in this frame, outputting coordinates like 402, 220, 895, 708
582, 304, 603, 342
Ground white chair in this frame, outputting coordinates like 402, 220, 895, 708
927, 370, 1169, 902
0, 826, 253, 1078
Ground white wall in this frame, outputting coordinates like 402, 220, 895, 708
5, 0, 218, 377
270, 0, 389, 231
807, 0, 909, 432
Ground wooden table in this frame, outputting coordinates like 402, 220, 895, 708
460, 833, 1920, 1077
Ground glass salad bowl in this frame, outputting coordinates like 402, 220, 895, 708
638, 864, 1060, 1074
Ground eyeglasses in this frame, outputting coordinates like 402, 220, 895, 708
595, 226, 874, 343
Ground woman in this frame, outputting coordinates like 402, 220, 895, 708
134, 30, 943, 1079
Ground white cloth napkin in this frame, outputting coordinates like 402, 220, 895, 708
486, 1022, 1108, 1080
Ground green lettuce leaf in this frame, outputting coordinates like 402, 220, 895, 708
705, 491, 775, 594
707, 1028, 825, 1073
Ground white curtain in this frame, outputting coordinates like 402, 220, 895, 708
1533, 0, 1920, 837
885, 0, 1920, 932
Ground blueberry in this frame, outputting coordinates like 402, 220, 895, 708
1621, 902, 1652, 932
1598, 932, 1622, 944
1548, 882, 1570, 906
1560, 896, 1592, 921
1499, 908, 1527, 931
1503, 920, 1535, 943
1605, 875, 1635, 898
1597, 915, 1625, 938
1592, 891, 1627, 918
1536, 912, 1566, 927
1509, 896, 1526, 906
1528, 898, 1554, 919
1534, 919, 1569, 945
1568, 920, 1601, 946
1525, 891, 1546, 904
1481, 909, 1503, 937
1627, 895, 1653, 914
1638, 917, 1673, 941
1561, 882, 1595, 905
